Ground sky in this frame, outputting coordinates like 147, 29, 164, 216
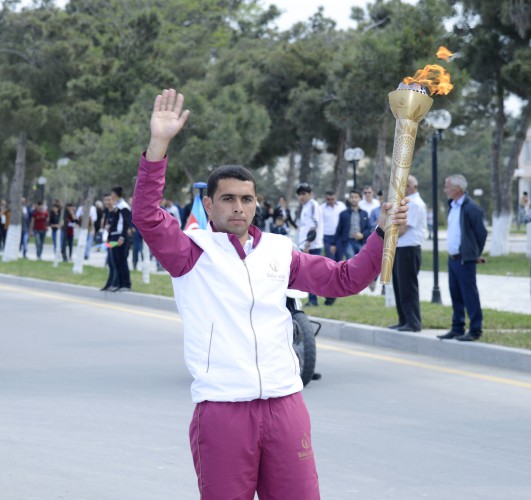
267, 0, 365, 31
19, 0, 413, 31
267, 0, 415, 31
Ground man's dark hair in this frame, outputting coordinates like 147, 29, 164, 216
350, 189, 362, 197
207, 165, 256, 198
111, 186, 123, 198
325, 189, 336, 197
296, 183, 312, 195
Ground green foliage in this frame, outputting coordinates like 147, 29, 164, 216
0, 0, 527, 221
451, 0, 531, 216
420, 250, 530, 277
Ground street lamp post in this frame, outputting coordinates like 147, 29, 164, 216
344, 147, 365, 189
426, 109, 452, 304
37, 176, 47, 202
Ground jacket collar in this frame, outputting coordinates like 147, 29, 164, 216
209, 221, 262, 260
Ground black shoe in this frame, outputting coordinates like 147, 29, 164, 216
388, 324, 404, 330
100, 286, 109, 291
324, 298, 336, 306
455, 333, 481, 342
437, 330, 463, 340
304, 302, 318, 308
311, 372, 322, 380
396, 324, 421, 332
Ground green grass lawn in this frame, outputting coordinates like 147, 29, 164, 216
421, 250, 530, 277
1, 256, 530, 350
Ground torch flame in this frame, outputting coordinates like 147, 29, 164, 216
402, 64, 453, 96
436, 46, 454, 61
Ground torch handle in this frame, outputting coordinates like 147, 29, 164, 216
380, 118, 420, 284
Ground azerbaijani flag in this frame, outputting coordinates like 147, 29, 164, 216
184, 192, 208, 231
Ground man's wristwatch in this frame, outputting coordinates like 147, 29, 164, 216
375, 225, 385, 240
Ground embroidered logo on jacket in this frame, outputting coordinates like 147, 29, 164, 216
267, 258, 285, 280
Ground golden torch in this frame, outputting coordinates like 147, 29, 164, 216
380, 59, 453, 284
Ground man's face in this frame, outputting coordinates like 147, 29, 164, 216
349, 192, 361, 207
325, 194, 336, 207
363, 188, 373, 201
297, 191, 312, 205
203, 178, 256, 240
406, 179, 416, 196
103, 196, 113, 209
444, 179, 462, 201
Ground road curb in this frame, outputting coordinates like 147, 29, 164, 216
311, 316, 531, 375
3, 273, 531, 375
0, 273, 177, 312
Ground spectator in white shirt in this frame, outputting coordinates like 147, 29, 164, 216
320, 190, 346, 262
75, 204, 98, 260
359, 185, 381, 217
296, 183, 323, 307
389, 176, 427, 332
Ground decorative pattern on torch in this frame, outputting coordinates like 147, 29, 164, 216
380, 89, 433, 284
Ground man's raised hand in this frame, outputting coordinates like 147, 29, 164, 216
146, 89, 190, 161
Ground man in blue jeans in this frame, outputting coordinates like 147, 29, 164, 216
438, 174, 487, 342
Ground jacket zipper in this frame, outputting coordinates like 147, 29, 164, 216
206, 323, 214, 373
243, 260, 262, 398
287, 327, 298, 375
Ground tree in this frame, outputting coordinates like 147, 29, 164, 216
0, 3, 92, 260
453, 0, 531, 255
326, 0, 454, 198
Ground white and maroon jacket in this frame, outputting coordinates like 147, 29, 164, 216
133, 154, 383, 403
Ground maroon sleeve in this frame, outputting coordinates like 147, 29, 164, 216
288, 232, 383, 296
132, 153, 203, 278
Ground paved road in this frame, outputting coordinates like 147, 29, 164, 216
2, 283, 531, 499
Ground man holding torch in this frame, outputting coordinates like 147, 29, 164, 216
132, 88, 410, 499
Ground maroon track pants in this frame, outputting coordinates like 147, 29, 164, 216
189, 391, 320, 499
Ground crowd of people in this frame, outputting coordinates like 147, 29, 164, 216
131, 88, 411, 499
0, 186, 208, 294
2, 152, 527, 344
250, 183, 384, 307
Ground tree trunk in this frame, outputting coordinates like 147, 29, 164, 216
373, 109, 390, 196
491, 80, 505, 218
298, 137, 312, 184
72, 186, 94, 274
489, 80, 507, 256
2, 130, 27, 263
1, 172, 8, 200
285, 149, 297, 203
